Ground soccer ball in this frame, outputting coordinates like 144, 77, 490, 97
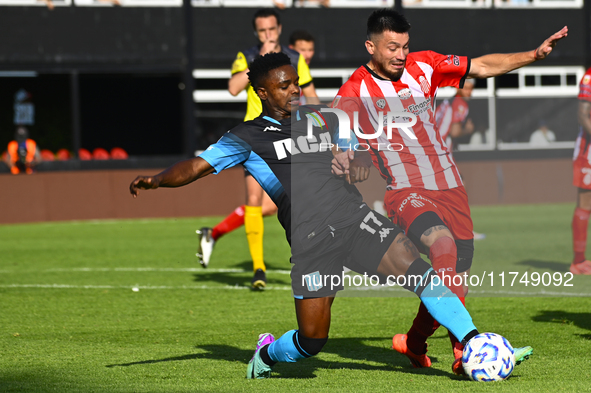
462, 333, 516, 382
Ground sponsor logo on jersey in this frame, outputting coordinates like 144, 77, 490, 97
410, 199, 425, 208
445, 55, 460, 66
398, 88, 412, 100
406, 97, 432, 117
379, 227, 393, 242
263, 126, 281, 132
273, 131, 332, 160
398, 192, 437, 212
376, 98, 386, 109
305, 111, 326, 128
583, 75, 591, 86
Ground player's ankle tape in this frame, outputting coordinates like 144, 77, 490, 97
296, 332, 327, 357
267, 329, 326, 363
260, 344, 276, 367
461, 329, 480, 346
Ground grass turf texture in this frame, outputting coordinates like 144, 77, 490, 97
1, 203, 590, 392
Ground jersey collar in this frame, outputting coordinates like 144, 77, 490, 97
263, 115, 282, 125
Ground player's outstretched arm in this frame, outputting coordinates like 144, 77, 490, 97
129, 157, 214, 198
468, 26, 568, 79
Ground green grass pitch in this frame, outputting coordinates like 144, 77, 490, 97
1, 203, 590, 392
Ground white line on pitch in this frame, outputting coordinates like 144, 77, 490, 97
0, 284, 292, 291
9, 267, 293, 274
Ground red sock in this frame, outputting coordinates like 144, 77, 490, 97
573, 207, 590, 264
406, 302, 439, 354
407, 237, 465, 354
212, 205, 245, 241
430, 236, 464, 301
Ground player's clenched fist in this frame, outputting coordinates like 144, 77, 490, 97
129, 176, 159, 198
331, 150, 354, 177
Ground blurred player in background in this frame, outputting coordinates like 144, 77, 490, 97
570, 66, 591, 275
529, 120, 556, 146
290, 30, 316, 106
434, 79, 475, 151
196, 8, 319, 289
5, 127, 42, 175
289, 30, 315, 66
332, 8, 564, 373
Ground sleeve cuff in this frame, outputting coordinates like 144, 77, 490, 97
459, 57, 471, 89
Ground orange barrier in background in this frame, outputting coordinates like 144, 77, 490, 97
0, 159, 575, 225
0, 167, 246, 224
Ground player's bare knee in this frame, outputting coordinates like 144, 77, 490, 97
246, 196, 263, 206
245, 176, 264, 206
578, 189, 591, 210
421, 226, 453, 249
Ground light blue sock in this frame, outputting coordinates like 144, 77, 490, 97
420, 281, 477, 343
267, 330, 309, 363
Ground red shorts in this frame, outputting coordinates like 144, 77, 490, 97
573, 158, 591, 190
384, 186, 474, 241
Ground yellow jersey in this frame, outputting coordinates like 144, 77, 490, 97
231, 45, 313, 121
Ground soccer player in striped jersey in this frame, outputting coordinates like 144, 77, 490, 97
571, 67, 591, 275
332, 9, 565, 373
434, 80, 486, 241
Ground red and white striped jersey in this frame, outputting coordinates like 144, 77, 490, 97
332, 51, 470, 191
574, 67, 591, 163
434, 95, 469, 147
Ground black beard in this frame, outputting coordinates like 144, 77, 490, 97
378, 63, 404, 81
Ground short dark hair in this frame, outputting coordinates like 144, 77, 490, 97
252, 8, 281, 30
289, 30, 315, 46
248, 52, 292, 90
367, 9, 411, 40
15, 127, 29, 142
